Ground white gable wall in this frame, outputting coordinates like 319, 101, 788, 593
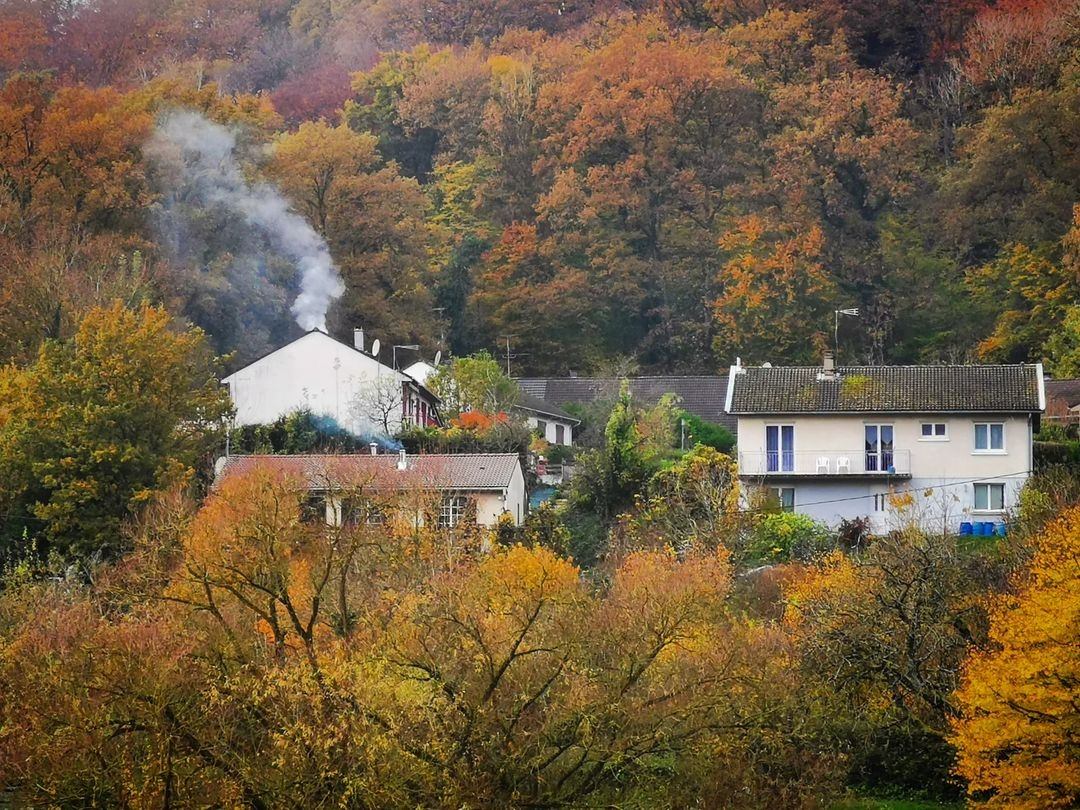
524, 414, 574, 446
223, 331, 413, 437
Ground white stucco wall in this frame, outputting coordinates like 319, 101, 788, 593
525, 414, 574, 446
738, 413, 1034, 531
223, 331, 430, 437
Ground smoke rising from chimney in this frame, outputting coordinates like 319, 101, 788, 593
148, 110, 344, 331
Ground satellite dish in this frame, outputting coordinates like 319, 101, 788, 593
433, 350, 442, 367
371, 339, 381, 357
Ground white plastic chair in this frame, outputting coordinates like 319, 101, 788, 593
816, 456, 830, 474
836, 456, 851, 474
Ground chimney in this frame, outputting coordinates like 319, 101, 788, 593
353, 327, 365, 351
397, 449, 408, 471
818, 351, 838, 381
369, 442, 378, 456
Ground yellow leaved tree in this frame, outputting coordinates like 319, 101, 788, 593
951, 505, 1080, 808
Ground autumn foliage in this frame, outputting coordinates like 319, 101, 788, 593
951, 505, 1080, 808
0, 0, 1075, 370
0, 470, 831, 806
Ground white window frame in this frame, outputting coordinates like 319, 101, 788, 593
438, 495, 469, 528
864, 422, 895, 472
919, 422, 948, 441
973, 421, 1006, 454
765, 424, 796, 473
973, 482, 1005, 512
873, 492, 888, 512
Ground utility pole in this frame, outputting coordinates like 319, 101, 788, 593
500, 334, 516, 377
432, 306, 446, 349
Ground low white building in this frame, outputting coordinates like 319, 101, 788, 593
215, 451, 527, 527
222, 329, 440, 438
515, 392, 579, 447
725, 358, 1045, 533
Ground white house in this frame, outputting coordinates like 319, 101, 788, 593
515, 392, 580, 447
725, 357, 1045, 533
222, 329, 441, 438
215, 451, 527, 527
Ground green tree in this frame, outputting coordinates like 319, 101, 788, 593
426, 350, 519, 417
570, 383, 661, 525
0, 302, 231, 560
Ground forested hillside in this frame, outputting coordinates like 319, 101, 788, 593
1, 0, 1077, 373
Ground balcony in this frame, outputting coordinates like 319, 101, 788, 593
738, 450, 912, 479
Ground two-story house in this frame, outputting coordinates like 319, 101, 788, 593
223, 329, 441, 439
725, 357, 1045, 533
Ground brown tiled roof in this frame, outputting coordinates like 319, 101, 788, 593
1045, 378, 1080, 409
517, 376, 736, 432
215, 453, 521, 491
728, 365, 1043, 414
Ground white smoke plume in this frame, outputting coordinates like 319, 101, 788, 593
148, 110, 344, 331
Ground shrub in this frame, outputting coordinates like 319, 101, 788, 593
679, 410, 736, 453
748, 513, 833, 562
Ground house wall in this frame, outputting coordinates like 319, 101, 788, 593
525, 415, 574, 446
738, 413, 1034, 531
223, 331, 432, 437
321, 473, 526, 530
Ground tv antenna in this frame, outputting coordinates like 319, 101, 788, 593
834, 308, 859, 359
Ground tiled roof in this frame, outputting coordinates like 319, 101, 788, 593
516, 377, 737, 433
1045, 378, 1080, 409
728, 365, 1043, 414
215, 453, 521, 491
513, 391, 580, 423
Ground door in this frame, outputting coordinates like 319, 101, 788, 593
766, 425, 795, 472
865, 424, 894, 472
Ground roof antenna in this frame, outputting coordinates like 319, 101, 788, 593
834, 308, 860, 361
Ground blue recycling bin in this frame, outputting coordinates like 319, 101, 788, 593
959, 522, 973, 535
995, 522, 1007, 537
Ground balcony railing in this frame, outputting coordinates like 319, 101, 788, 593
738, 450, 912, 477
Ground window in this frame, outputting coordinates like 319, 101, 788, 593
438, 495, 469, 528
301, 494, 327, 525
974, 483, 1005, 511
873, 493, 888, 512
865, 424, 894, 472
920, 422, 947, 440
974, 422, 1005, 452
766, 425, 795, 472
772, 487, 795, 512
555, 424, 565, 445
535, 419, 548, 438
342, 500, 385, 526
